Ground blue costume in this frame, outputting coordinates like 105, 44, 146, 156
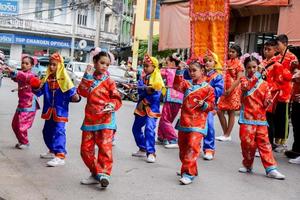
35, 76, 77, 156
203, 70, 224, 154
132, 74, 161, 154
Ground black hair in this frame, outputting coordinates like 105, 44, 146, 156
229, 44, 242, 57
243, 56, 260, 67
189, 61, 205, 69
22, 56, 34, 65
264, 39, 277, 47
276, 34, 288, 46
169, 54, 181, 66
93, 51, 111, 63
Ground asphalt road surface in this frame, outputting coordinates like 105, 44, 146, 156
0, 78, 299, 200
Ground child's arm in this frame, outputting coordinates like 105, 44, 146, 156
106, 79, 122, 111
198, 87, 215, 113
263, 84, 273, 108
77, 65, 94, 98
212, 74, 224, 99
173, 69, 191, 94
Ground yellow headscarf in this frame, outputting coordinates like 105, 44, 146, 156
206, 50, 222, 73
144, 54, 165, 91
42, 53, 74, 92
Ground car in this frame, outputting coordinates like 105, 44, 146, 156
6, 59, 21, 70
32, 63, 47, 78
66, 62, 89, 86
108, 65, 129, 83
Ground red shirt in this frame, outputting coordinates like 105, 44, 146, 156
261, 57, 292, 103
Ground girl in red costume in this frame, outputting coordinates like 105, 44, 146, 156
238, 54, 285, 180
77, 51, 122, 188
217, 45, 244, 142
173, 60, 215, 185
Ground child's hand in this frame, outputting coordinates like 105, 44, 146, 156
102, 103, 114, 113
177, 62, 185, 70
198, 100, 204, 107
85, 64, 94, 75
264, 99, 273, 107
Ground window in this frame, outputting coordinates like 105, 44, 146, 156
104, 14, 111, 32
61, 0, 68, 15
145, 0, 160, 20
35, 0, 43, 19
78, 13, 87, 26
48, 0, 55, 21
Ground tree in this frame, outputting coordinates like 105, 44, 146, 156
138, 35, 176, 60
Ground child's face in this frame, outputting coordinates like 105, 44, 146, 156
143, 62, 155, 75
246, 61, 258, 78
48, 60, 58, 74
189, 64, 204, 82
21, 58, 33, 72
204, 56, 215, 72
277, 41, 286, 53
264, 45, 276, 59
94, 56, 110, 74
228, 48, 238, 59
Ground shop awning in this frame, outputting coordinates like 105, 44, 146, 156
278, 0, 300, 46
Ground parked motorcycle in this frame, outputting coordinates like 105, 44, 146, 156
116, 80, 138, 102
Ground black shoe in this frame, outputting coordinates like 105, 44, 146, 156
285, 150, 300, 159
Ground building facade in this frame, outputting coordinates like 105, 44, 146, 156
131, 0, 160, 67
0, 0, 133, 62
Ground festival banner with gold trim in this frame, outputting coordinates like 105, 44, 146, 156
190, 0, 230, 68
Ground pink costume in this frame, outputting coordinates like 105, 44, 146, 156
10, 70, 39, 145
157, 68, 183, 143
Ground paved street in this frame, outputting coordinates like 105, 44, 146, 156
0, 78, 299, 200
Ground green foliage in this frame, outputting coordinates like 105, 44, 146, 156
138, 35, 176, 60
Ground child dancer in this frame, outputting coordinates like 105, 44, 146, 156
203, 51, 224, 160
217, 45, 244, 141
77, 51, 122, 188
238, 54, 285, 180
132, 54, 164, 163
173, 60, 215, 185
273, 34, 299, 153
260, 39, 292, 149
157, 53, 183, 148
4, 56, 39, 149
33, 53, 80, 167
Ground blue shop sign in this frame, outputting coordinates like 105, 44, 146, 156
0, 33, 71, 48
0, 0, 18, 15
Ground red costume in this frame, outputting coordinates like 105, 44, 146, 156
274, 51, 298, 145
239, 73, 277, 173
173, 69, 215, 178
77, 73, 122, 177
218, 58, 244, 111
261, 57, 292, 109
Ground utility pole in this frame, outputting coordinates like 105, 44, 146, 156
147, 0, 156, 56
70, 2, 78, 62
94, 0, 102, 47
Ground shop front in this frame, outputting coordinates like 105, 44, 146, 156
0, 33, 71, 61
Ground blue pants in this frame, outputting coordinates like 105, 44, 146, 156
203, 112, 215, 153
132, 115, 157, 154
42, 118, 67, 154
